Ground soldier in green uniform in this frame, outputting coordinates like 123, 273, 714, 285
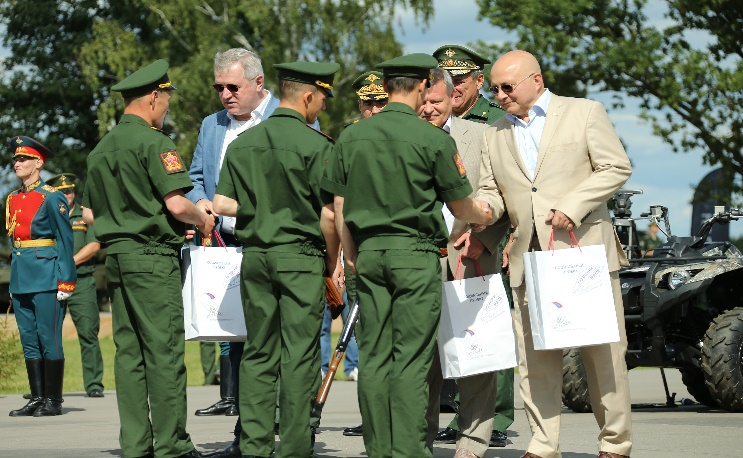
213, 61, 341, 458
322, 53, 493, 458
82, 59, 214, 458
47, 173, 105, 398
433, 44, 515, 450
433, 45, 504, 125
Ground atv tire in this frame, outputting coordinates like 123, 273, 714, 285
702, 307, 743, 412
562, 348, 592, 413
679, 368, 717, 407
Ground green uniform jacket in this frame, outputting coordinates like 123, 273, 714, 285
83, 114, 193, 252
322, 102, 473, 250
69, 203, 97, 276
216, 108, 333, 254
462, 95, 505, 125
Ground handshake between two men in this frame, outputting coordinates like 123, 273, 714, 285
446, 196, 493, 232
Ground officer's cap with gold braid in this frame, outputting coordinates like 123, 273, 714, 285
47, 173, 77, 191
433, 45, 490, 76
353, 71, 388, 101
375, 53, 438, 79
112, 59, 177, 99
9, 136, 54, 161
273, 61, 341, 98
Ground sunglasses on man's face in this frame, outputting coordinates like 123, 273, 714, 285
12, 156, 38, 164
489, 73, 535, 95
212, 83, 241, 93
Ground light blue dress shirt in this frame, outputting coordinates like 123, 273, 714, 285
505, 89, 552, 181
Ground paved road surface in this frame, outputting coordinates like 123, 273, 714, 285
1, 369, 741, 457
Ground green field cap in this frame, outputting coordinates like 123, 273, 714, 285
46, 173, 77, 190
112, 59, 177, 99
273, 61, 341, 97
375, 53, 438, 79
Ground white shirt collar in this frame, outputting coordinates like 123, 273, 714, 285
506, 88, 551, 126
443, 115, 453, 133
226, 90, 273, 124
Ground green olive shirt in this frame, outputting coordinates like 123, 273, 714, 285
83, 114, 193, 254
69, 203, 98, 275
462, 95, 505, 125
215, 108, 333, 255
322, 102, 473, 250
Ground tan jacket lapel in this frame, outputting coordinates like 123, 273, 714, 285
533, 94, 565, 180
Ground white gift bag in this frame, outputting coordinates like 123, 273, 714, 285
182, 244, 247, 342
522, 231, 619, 350
438, 259, 518, 379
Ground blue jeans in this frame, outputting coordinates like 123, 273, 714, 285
320, 289, 358, 375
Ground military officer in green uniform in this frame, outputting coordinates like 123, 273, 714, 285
432, 44, 515, 450
353, 70, 388, 120
433, 45, 504, 125
6, 136, 76, 418
322, 53, 493, 458
213, 61, 341, 458
47, 173, 105, 398
82, 59, 214, 458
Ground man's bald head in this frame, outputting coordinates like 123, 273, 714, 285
489, 50, 545, 119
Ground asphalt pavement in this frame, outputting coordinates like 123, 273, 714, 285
1, 369, 741, 457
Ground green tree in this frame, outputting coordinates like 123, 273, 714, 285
474, 0, 743, 200
1, 0, 433, 181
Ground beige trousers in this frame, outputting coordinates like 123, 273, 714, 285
514, 270, 633, 458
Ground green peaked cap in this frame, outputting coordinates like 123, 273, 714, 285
112, 59, 177, 99
376, 53, 438, 79
352, 71, 387, 100
46, 173, 77, 190
433, 45, 490, 76
273, 61, 341, 97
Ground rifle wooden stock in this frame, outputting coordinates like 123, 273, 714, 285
313, 298, 360, 412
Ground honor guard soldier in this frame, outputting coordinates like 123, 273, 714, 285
433, 45, 504, 124
322, 53, 493, 457
82, 59, 214, 458
47, 173, 105, 398
6, 136, 76, 418
213, 61, 341, 458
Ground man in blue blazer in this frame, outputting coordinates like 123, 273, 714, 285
187, 48, 319, 458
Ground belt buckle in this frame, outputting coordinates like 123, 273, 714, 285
13, 240, 20, 248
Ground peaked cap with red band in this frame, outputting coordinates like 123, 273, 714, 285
10, 135, 54, 161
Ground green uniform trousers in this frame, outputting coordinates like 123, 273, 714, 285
238, 251, 324, 458
106, 253, 194, 458
199, 342, 218, 385
356, 249, 441, 458
65, 274, 104, 393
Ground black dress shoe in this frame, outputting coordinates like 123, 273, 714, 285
490, 430, 507, 447
200, 443, 241, 458
343, 424, 363, 436
435, 427, 458, 444
88, 389, 105, 398
23, 393, 32, 400
178, 449, 206, 458
224, 404, 238, 416
194, 399, 233, 416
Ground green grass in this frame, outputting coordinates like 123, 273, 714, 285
0, 333, 345, 394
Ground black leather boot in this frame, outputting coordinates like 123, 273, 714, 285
195, 355, 235, 416
9, 359, 44, 417
33, 359, 64, 417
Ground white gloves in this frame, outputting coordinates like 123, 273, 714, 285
57, 291, 72, 301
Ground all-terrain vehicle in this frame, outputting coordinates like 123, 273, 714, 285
562, 190, 743, 412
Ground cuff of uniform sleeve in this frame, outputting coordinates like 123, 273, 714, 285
58, 281, 76, 293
